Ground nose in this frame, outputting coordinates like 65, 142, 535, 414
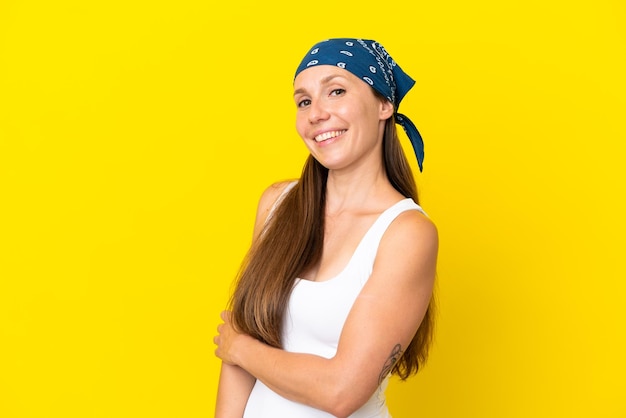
307, 99, 330, 124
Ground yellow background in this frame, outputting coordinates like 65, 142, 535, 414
1, 0, 624, 416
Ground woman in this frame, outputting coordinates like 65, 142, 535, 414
214, 38, 438, 418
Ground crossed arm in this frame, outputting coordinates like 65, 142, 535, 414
214, 186, 438, 417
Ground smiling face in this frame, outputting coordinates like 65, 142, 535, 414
293, 65, 394, 171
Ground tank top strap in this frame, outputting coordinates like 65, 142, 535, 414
351, 198, 427, 276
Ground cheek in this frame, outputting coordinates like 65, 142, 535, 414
295, 113, 308, 138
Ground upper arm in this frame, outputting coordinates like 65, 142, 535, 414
333, 210, 438, 404
216, 182, 297, 416
251, 180, 296, 241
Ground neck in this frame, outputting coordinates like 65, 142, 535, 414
325, 162, 397, 215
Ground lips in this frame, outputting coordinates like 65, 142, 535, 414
314, 130, 347, 142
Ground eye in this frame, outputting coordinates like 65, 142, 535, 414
330, 88, 345, 96
297, 98, 311, 108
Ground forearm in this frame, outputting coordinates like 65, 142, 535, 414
215, 362, 256, 418
234, 336, 370, 416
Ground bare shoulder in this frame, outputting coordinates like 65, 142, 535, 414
387, 209, 438, 249
256, 180, 296, 218
376, 208, 439, 281
252, 180, 297, 240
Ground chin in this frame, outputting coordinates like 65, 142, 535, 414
317, 160, 350, 171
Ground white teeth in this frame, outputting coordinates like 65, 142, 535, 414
314, 130, 346, 142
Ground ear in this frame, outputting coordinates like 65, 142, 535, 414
379, 99, 395, 120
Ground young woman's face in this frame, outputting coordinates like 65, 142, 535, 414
293, 65, 394, 171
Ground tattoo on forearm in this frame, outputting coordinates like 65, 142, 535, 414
378, 343, 403, 385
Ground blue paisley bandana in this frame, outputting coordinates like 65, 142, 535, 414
295, 38, 425, 172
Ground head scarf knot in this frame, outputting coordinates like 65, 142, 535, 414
295, 38, 425, 171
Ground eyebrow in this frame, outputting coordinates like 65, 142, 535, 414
293, 74, 347, 96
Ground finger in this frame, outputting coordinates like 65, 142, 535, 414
220, 310, 232, 322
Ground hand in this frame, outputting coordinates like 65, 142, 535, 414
214, 310, 246, 366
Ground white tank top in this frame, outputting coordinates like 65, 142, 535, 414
244, 190, 427, 418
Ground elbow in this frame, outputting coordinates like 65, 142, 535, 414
329, 405, 358, 418
328, 398, 367, 418
324, 381, 374, 418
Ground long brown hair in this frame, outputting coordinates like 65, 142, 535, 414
229, 114, 435, 380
